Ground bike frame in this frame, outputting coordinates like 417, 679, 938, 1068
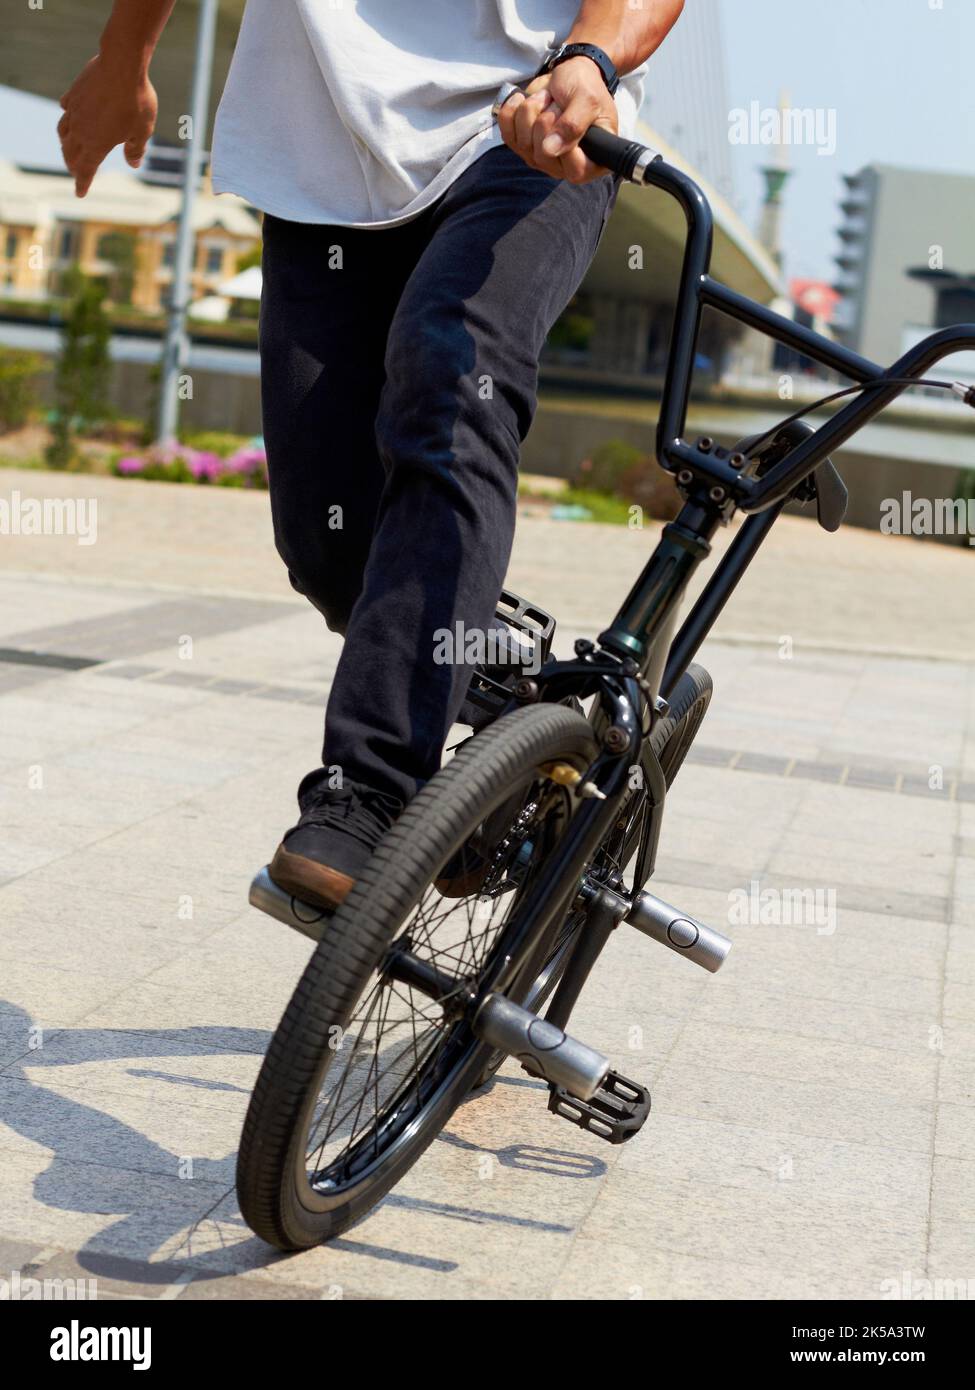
477, 155, 975, 1028
600, 159, 975, 697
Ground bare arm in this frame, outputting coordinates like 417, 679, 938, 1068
59, 0, 178, 197
499, 0, 685, 183
564, 0, 686, 76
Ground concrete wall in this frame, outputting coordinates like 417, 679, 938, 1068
523, 395, 974, 548
844, 167, 975, 365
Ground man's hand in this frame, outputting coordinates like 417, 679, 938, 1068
497, 56, 618, 184
58, 51, 158, 198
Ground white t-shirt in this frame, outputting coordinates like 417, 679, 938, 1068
211, 0, 647, 227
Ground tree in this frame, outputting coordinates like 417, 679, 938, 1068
45, 267, 112, 469
96, 230, 138, 306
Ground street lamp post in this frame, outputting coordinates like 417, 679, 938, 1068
155, 0, 219, 444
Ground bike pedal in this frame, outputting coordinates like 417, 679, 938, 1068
548, 1069, 651, 1144
494, 589, 556, 665
464, 590, 558, 724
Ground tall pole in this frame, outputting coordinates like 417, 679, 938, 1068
155, 0, 219, 443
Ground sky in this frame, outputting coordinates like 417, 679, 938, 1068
0, 0, 972, 284
719, 0, 975, 279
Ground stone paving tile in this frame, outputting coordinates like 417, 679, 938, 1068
76, 978, 292, 1049
0, 1147, 237, 1266
0, 1074, 240, 1184
576, 1168, 928, 1286
666, 1018, 939, 1104
250, 685, 322, 703
0, 546, 971, 1298
933, 1104, 975, 1161
550, 1233, 887, 1300
925, 1219, 975, 1280
618, 1109, 933, 1218
695, 982, 942, 1055
0, 665, 53, 694
652, 1059, 934, 1155
9, 1036, 263, 1131
4, 596, 290, 663
734, 751, 792, 774
92, 663, 162, 681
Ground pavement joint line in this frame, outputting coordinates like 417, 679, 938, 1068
0, 647, 103, 672
19, 1246, 59, 1274
687, 746, 973, 799
3, 643, 971, 799
920, 782, 957, 1279
92, 661, 324, 703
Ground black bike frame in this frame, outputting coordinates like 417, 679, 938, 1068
596, 159, 975, 697
477, 152, 975, 1027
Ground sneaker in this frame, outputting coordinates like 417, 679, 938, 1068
269, 783, 403, 910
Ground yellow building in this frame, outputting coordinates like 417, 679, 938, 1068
0, 161, 261, 314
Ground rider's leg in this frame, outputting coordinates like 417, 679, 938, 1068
321, 146, 618, 803
259, 212, 431, 635
270, 147, 618, 907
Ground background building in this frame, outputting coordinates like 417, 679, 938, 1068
0, 161, 260, 314
834, 164, 975, 384
641, 0, 736, 206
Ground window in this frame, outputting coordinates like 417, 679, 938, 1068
204, 246, 224, 276
4, 231, 16, 263
161, 240, 176, 269
57, 224, 78, 262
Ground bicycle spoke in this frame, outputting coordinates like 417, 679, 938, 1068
300, 777, 575, 1192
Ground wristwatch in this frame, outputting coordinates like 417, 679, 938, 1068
535, 42, 620, 96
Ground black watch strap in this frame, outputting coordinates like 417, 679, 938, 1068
537, 42, 620, 96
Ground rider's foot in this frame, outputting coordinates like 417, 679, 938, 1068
269, 782, 403, 910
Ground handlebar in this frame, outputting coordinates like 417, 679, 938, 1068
492, 82, 663, 182
491, 82, 975, 516
578, 125, 663, 183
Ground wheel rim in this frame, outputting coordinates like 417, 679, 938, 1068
294, 775, 576, 1209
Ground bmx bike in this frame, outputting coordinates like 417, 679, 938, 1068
236, 119, 975, 1249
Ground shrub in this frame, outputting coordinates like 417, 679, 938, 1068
578, 438, 645, 494
577, 438, 681, 521
110, 441, 268, 488
0, 347, 45, 432
616, 455, 682, 522
180, 429, 249, 458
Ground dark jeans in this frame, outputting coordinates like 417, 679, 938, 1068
259, 144, 619, 807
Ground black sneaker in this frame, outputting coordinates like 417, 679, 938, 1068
269, 783, 403, 910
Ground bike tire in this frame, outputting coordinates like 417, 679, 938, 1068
236, 702, 598, 1250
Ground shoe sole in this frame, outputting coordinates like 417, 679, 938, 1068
268, 843, 356, 912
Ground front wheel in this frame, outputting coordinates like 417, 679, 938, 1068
236, 703, 599, 1249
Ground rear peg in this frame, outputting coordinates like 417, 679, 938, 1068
626, 890, 732, 973
473, 994, 610, 1100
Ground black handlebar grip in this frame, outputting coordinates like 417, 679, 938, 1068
579, 126, 657, 182
491, 85, 661, 182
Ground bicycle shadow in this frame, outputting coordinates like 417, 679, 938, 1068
1, 1003, 278, 1282
0, 1003, 604, 1286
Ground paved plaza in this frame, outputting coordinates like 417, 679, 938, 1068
0, 467, 972, 1299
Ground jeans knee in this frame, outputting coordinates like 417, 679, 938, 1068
274, 533, 357, 635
